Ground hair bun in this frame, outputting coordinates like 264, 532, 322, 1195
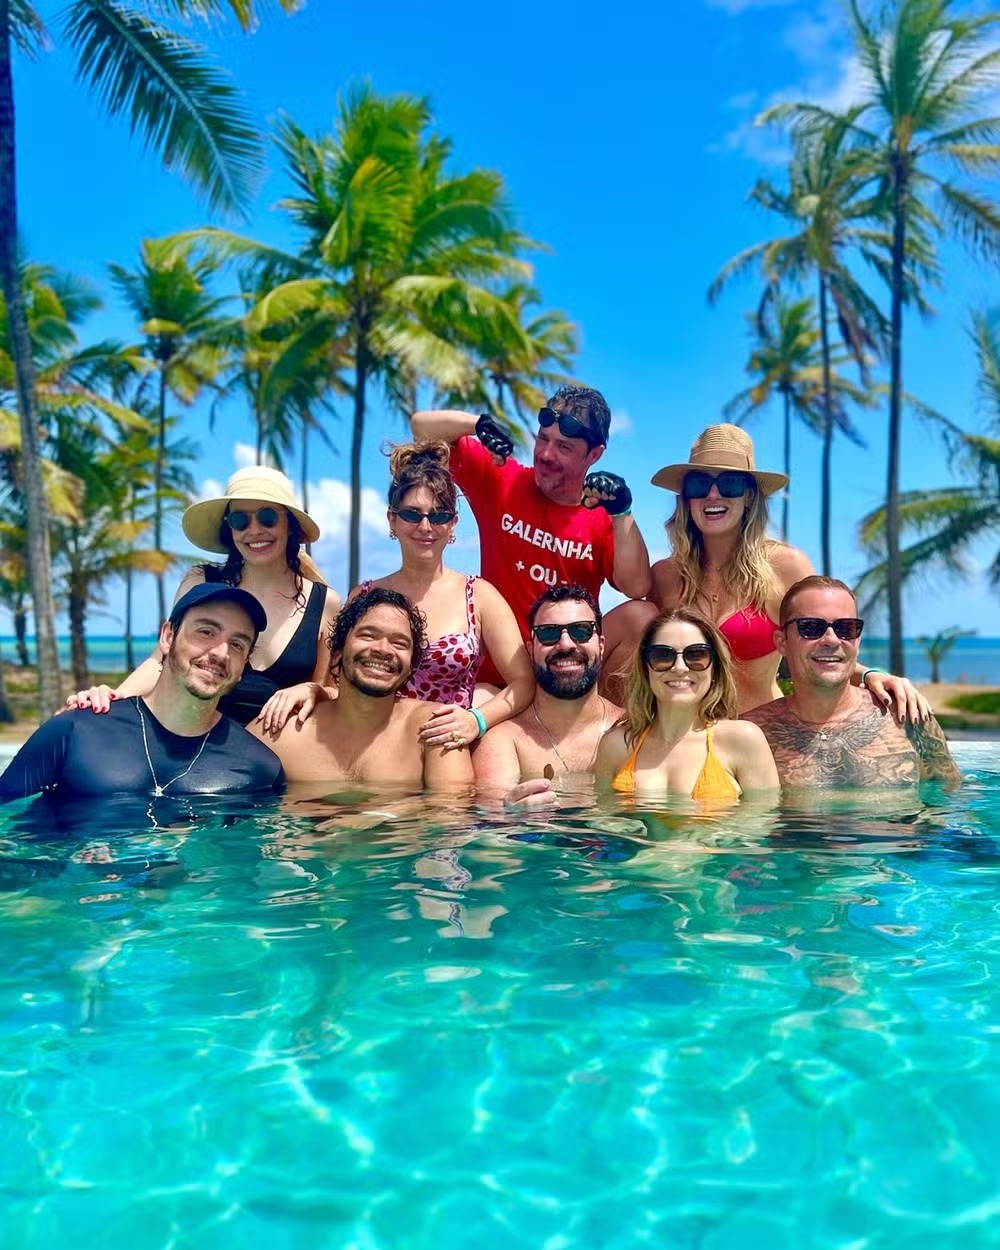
387, 439, 451, 482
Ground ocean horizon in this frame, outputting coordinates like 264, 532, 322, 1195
3, 633, 1000, 686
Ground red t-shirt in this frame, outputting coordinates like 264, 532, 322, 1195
450, 435, 615, 649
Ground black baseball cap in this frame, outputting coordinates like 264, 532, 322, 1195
168, 584, 267, 639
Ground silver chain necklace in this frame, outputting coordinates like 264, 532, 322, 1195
136, 698, 212, 797
531, 698, 610, 774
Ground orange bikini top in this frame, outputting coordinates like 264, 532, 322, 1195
612, 723, 740, 800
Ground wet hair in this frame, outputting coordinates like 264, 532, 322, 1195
547, 385, 611, 447
666, 435, 774, 615
779, 575, 856, 626
528, 583, 603, 632
210, 509, 307, 606
328, 586, 428, 675
387, 440, 458, 514
622, 608, 738, 747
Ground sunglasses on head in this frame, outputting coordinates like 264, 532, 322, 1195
784, 617, 864, 641
682, 470, 753, 500
225, 506, 281, 531
393, 507, 456, 526
531, 620, 599, 646
644, 642, 715, 672
538, 407, 599, 448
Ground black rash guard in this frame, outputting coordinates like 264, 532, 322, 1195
0, 698, 284, 802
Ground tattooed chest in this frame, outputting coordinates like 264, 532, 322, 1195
773, 736, 920, 789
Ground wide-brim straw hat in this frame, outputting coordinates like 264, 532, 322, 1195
651, 423, 788, 497
182, 466, 321, 554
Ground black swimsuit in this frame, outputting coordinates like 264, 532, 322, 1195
202, 569, 326, 725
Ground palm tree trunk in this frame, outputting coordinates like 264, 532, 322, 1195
886, 159, 907, 676
0, 641, 13, 724
14, 599, 29, 666
348, 349, 368, 589
0, 4, 62, 720
68, 562, 88, 690
124, 565, 135, 672
818, 271, 833, 576
154, 366, 167, 624
781, 388, 791, 542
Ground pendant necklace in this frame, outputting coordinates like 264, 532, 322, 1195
532, 698, 611, 774
136, 698, 212, 797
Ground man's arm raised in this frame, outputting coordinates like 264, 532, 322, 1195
905, 715, 963, 790
412, 409, 480, 446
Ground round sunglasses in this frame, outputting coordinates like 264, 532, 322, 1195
682, 470, 752, 500
531, 621, 599, 646
225, 506, 281, 531
783, 617, 864, 641
393, 507, 456, 526
644, 642, 715, 672
538, 406, 600, 448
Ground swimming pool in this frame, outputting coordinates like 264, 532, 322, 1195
1, 745, 998, 1248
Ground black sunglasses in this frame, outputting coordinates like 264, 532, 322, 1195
682, 470, 753, 500
393, 507, 456, 526
644, 642, 715, 672
531, 620, 599, 646
538, 407, 600, 448
784, 617, 864, 641
225, 506, 281, 531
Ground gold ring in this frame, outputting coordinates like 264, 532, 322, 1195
450, 732, 462, 744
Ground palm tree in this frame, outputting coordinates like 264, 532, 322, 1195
710, 113, 893, 571
177, 86, 536, 586
0, 0, 298, 718
764, 0, 1000, 674
723, 292, 870, 547
110, 238, 229, 621
917, 627, 976, 684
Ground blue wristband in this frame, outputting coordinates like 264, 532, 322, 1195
470, 707, 488, 738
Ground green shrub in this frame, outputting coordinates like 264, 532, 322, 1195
944, 691, 1000, 715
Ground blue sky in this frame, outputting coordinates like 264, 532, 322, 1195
8, 0, 1000, 637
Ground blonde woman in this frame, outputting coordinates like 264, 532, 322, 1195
596, 608, 778, 799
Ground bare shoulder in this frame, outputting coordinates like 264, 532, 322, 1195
767, 542, 814, 591
714, 717, 770, 748
174, 566, 208, 599
472, 576, 504, 610
320, 585, 342, 618
741, 698, 785, 728
651, 557, 680, 609
595, 722, 630, 772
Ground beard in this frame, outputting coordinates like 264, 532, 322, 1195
341, 651, 408, 699
535, 651, 600, 700
167, 645, 237, 702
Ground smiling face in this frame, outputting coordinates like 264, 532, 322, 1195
685, 475, 755, 540
531, 598, 604, 699
532, 424, 604, 503
644, 618, 715, 709
225, 497, 290, 566
337, 603, 415, 699
777, 585, 861, 694
161, 601, 254, 702
390, 484, 456, 560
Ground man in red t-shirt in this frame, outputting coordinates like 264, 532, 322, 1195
412, 386, 651, 682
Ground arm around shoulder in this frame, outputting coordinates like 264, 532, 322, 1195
906, 715, 963, 790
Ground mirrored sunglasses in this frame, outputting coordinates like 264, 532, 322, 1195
785, 617, 864, 641
225, 506, 281, 531
393, 507, 456, 526
682, 470, 752, 500
531, 620, 599, 646
644, 642, 715, 672
538, 406, 599, 448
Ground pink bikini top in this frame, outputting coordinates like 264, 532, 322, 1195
719, 606, 779, 662
359, 576, 482, 708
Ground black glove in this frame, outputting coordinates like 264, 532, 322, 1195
582, 471, 632, 516
475, 413, 514, 464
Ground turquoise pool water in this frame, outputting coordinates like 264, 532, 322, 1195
2, 748, 999, 1249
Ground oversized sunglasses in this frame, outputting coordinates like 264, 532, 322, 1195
538, 406, 599, 448
531, 620, 599, 646
784, 617, 864, 641
225, 506, 281, 531
393, 507, 456, 526
682, 470, 753, 500
644, 642, 715, 672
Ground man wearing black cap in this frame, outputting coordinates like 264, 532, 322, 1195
0, 585, 284, 802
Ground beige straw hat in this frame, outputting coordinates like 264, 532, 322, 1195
182, 466, 321, 554
651, 424, 788, 496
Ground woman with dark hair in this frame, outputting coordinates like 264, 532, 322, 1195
65, 466, 341, 726
354, 440, 534, 750
596, 608, 778, 799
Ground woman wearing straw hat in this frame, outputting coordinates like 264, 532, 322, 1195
65, 466, 341, 727
614, 424, 925, 719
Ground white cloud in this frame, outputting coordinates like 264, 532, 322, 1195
610, 409, 633, 436
705, 0, 797, 12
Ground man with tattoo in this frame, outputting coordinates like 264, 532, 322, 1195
744, 577, 962, 791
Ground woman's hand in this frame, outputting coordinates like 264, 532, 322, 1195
419, 704, 481, 751
865, 673, 931, 724
63, 685, 118, 714
257, 682, 329, 736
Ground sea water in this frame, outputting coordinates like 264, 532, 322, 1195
1, 754, 998, 1249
